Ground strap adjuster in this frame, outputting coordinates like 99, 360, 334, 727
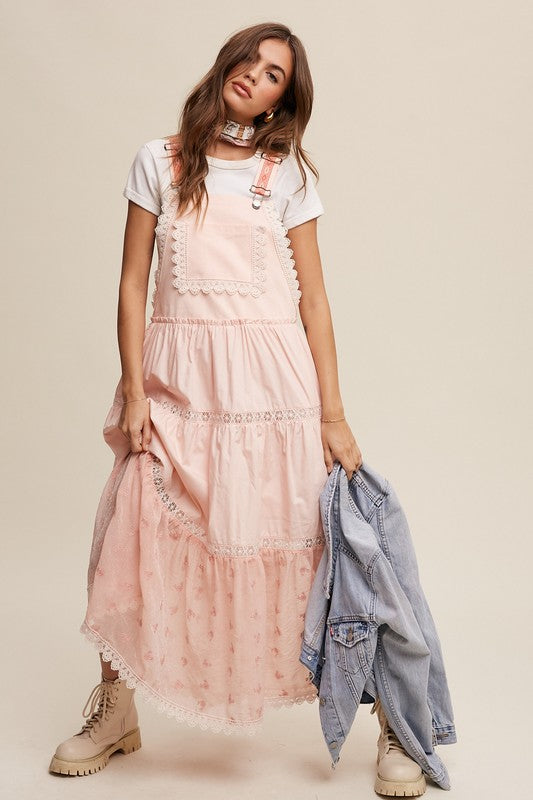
260, 152, 283, 164
249, 151, 283, 208
249, 184, 272, 198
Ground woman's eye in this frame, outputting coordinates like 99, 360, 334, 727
267, 72, 278, 83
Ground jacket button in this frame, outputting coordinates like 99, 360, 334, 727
330, 741, 338, 748
347, 628, 354, 642
319, 697, 326, 706
307, 655, 312, 661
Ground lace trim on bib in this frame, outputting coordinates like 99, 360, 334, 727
152, 187, 179, 311
151, 192, 300, 309
263, 201, 302, 307
154, 187, 177, 245
149, 453, 326, 556
79, 621, 318, 736
171, 222, 268, 297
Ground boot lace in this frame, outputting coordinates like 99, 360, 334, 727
382, 722, 404, 753
79, 679, 119, 734
371, 698, 405, 754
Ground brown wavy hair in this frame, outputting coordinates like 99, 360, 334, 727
163, 21, 319, 224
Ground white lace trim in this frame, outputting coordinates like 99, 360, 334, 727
201, 536, 326, 557
79, 621, 318, 736
150, 454, 208, 543
154, 188, 177, 246
263, 200, 302, 308
149, 453, 326, 556
152, 187, 178, 311
170, 221, 268, 297
152, 397, 322, 424
152, 193, 300, 311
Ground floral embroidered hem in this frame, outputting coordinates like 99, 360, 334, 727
80, 621, 319, 736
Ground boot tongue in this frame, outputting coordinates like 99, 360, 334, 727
79, 679, 117, 735
385, 725, 405, 753
372, 697, 407, 754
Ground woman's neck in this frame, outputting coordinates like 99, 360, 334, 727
205, 140, 257, 161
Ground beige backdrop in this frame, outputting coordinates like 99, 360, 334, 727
2, 2, 531, 798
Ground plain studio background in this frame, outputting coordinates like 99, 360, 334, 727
1, 2, 531, 798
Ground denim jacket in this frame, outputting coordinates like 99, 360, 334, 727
299, 460, 457, 790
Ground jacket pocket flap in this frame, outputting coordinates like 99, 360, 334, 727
329, 620, 369, 647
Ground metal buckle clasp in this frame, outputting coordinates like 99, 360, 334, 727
249, 184, 272, 209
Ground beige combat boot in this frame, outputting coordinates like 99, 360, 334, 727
371, 696, 426, 797
49, 675, 141, 776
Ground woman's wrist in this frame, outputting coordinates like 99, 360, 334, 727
321, 404, 344, 419
121, 382, 145, 403
321, 408, 345, 423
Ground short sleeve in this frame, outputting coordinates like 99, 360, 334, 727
279, 155, 325, 230
122, 143, 161, 216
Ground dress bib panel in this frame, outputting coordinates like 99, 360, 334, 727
151, 153, 301, 322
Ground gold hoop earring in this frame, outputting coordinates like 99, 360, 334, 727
264, 110, 275, 122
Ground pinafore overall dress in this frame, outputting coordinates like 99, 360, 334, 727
80, 141, 329, 735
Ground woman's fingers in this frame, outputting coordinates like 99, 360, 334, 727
119, 401, 152, 453
141, 413, 152, 451
129, 424, 144, 453
323, 442, 334, 474
327, 442, 363, 481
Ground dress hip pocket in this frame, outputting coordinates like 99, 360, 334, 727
171, 221, 268, 297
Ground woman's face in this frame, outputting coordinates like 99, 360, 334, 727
222, 37, 294, 125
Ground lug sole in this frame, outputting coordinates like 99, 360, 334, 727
48, 726, 141, 776
374, 772, 427, 796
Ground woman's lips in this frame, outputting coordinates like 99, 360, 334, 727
232, 82, 250, 98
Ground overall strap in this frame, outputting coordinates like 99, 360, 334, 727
250, 151, 284, 209
164, 139, 284, 206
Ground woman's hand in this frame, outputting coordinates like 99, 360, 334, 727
118, 398, 152, 454
321, 419, 362, 480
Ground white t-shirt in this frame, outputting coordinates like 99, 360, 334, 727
122, 138, 325, 230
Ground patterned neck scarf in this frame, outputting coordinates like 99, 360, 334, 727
218, 119, 256, 147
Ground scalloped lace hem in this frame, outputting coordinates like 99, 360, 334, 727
80, 621, 318, 736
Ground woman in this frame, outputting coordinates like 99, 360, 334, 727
49, 20, 425, 797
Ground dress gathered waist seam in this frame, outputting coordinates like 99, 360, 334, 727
149, 316, 298, 325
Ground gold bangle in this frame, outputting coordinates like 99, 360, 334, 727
321, 416, 345, 423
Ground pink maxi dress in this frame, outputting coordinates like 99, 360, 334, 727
80, 140, 329, 735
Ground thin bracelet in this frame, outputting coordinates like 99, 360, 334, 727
321, 415, 345, 423
122, 397, 149, 405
